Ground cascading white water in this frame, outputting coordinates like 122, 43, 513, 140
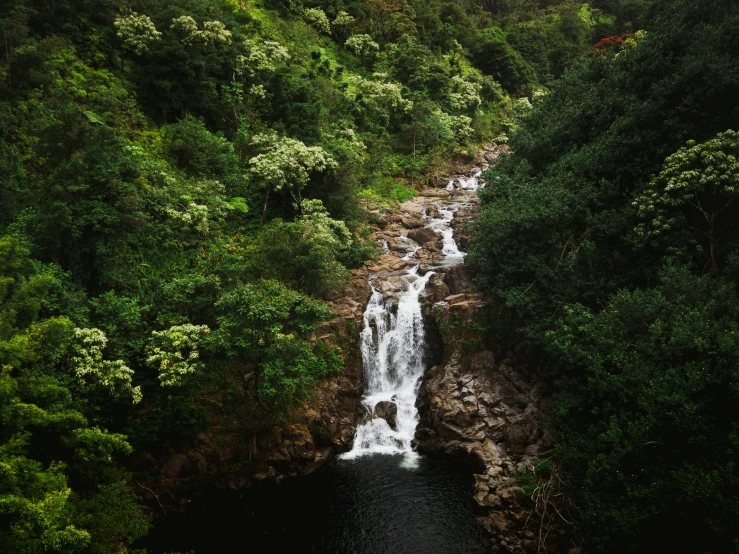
343, 202, 467, 464
427, 207, 465, 266
342, 267, 434, 460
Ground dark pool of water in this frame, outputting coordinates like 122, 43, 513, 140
139, 453, 490, 554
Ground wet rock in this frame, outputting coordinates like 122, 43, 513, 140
374, 401, 398, 430
444, 264, 472, 295
415, 268, 557, 553
162, 453, 194, 479
133, 451, 158, 473
407, 227, 438, 244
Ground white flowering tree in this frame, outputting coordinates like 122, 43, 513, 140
70, 328, 142, 404
221, 39, 290, 139
171, 16, 232, 46
303, 8, 331, 34
433, 109, 473, 141
345, 34, 379, 65
248, 134, 337, 226
446, 75, 482, 114
146, 324, 210, 387
332, 11, 355, 44
235, 39, 290, 94
114, 12, 161, 55
236, 39, 290, 77
634, 130, 739, 277
349, 73, 413, 113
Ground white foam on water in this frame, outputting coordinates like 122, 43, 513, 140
343, 202, 468, 460
341, 267, 434, 458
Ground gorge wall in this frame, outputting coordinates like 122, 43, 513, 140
138, 146, 569, 554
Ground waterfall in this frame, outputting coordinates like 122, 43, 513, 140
342, 267, 434, 460
343, 203, 466, 463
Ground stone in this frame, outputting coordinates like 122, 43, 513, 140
407, 227, 438, 244
444, 264, 473, 294
162, 453, 193, 479
190, 452, 208, 475
374, 401, 398, 430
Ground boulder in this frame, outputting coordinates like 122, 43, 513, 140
374, 401, 398, 430
444, 264, 472, 294
407, 227, 438, 244
162, 453, 194, 479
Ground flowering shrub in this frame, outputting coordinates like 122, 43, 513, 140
147, 324, 210, 387
236, 39, 290, 77
591, 31, 647, 56
71, 328, 142, 403
345, 34, 379, 63
114, 12, 161, 55
171, 16, 232, 46
304, 8, 331, 34
446, 75, 482, 114
349, 73, 413, 113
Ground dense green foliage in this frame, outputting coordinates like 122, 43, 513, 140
0, 0, 673, 549
0, 0, 513, 548
469, 0, 739, 551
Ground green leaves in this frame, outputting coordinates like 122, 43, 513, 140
634, 130, 739, 276
469, 2, 739, 550
248, 133, 337, 200
146, 324, 210, 388
69, 328, 141, 405
114, 12, 161, 56
548, 268, 739, 551
213, 279, 338, 410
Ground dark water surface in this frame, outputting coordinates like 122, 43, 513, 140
140, 453, 490, 554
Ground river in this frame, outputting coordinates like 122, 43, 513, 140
140, 173, 488, 554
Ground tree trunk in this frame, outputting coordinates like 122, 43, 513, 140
709, 216, 719, 278
260, 187, 270, 229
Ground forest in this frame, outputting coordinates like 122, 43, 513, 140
1, 0, 736, 552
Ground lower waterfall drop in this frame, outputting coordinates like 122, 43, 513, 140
343, 201, 471, 465
342, 266, 434, 462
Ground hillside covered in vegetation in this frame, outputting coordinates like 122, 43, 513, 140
470, 0, 739, 551
2, 0, 728, 552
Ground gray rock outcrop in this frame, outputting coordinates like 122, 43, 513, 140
374, 401, 398, 429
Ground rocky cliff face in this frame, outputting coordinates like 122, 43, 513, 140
410, 168, 566, 553
415, 282, 556, 553
139, 144, 561, 543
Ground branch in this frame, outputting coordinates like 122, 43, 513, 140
138, 482, 167, 515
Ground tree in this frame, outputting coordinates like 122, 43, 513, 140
69, 328, 142, 405
635, 130, 739, 277
251, 199, 354, 297
345, 34, 379, 65
546, 267, 739, 552
114, 12, 161, 55
332, 11, 355, 44
303, 8, 331, 35
0, 237, 146, 553
146, 324, 210, 387
471, 27, 536, 94
213, 279, 339, 411
247, 134, 337, 226
170, 16, 232, 46
446, 75, 482, 114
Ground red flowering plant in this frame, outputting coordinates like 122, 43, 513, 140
590, 33, 635, 56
